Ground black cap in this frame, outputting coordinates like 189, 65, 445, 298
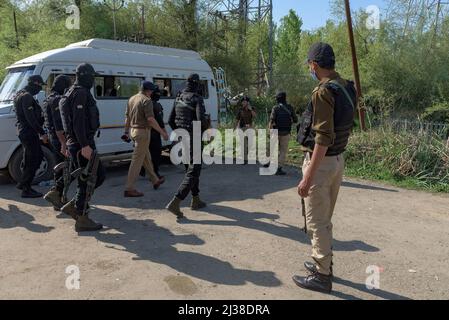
28, 75, 46, 86
187, 73, 200, 83
141, 81, 158, 91
240, 95, 251, 103
76, 63, 98, 76
307, 42, 335, 68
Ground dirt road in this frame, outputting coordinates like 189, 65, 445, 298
0, 162, 448, 300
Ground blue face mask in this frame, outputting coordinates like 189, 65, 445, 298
310, 70, 319, 82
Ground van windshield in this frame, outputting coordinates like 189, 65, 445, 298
0, 66, 36, 103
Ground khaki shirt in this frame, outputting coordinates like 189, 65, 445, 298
125, 93, 154, 129
312, 71, 348, 147
236, 107, 255, 128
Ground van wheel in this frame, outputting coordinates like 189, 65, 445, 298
8, 146, 56, 185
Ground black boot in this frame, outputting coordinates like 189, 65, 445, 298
166, 197, 184, 219
21, 187, 43, 199
292, 272, 332, 294
44, 188, 64, 210
304, 261, 334, 278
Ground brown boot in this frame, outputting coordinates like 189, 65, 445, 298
153, 177, 166, 190
75, 215, 103, 232
166, 197, 184, 219
191, 196, 207, 210
44, 188, 64, 210
124, 190, 144, 198
61, 200, 81, 220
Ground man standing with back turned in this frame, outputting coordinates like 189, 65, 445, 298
294, 43, 356, 293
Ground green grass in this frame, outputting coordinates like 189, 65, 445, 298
215, 122, 449, 193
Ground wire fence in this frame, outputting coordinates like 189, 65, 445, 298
371, 118, 449, 139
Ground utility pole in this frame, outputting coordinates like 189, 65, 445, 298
344, 0, 366, 131
104, 0, 125, 40
13, 10, 20, 49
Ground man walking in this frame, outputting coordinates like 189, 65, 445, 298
293, 43, 356, 293
43, 75, 72, 210
14, 75, 48, 198
166, 74, 210, 219
60, 63, 106, 232
123, 81, 168, 198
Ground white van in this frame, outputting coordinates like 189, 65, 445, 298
0, 39, 219, 183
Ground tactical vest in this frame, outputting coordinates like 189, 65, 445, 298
273, 103, 294, 133
297, 80, 356, 156
174, 92, 200, 133
42, 92, 60, 136
14, 90, 44, 133
60, 86, 100, 142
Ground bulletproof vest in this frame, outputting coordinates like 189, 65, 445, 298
60, 86, 100, 142
42, 92, 60, 136
297, 80, 356, 156
14, 90, 44, 133
174, 92, 199, 132
273, 103, 294, 133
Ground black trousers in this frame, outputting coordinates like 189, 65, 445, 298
176, 163, 202, 200
49, 134, 65, 193
18, 131, 43, 189
150, 132, 162, 177
68, 143, 106, 213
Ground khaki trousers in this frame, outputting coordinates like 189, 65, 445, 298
302, 153, 345, 275
126, 128, 159, 190
278, 134, 290, 166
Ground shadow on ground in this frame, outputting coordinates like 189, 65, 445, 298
0, 204, 54, 233
82, 207, 282, 288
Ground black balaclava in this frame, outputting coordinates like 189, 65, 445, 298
151, 89, 161, 102
185, 73, 200, 93
52, 75, 72, 95
25, 83, 42, 96
276, 92, 287, 104
75, 63, 96, 89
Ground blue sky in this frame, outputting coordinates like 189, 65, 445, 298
273, 0, 388, 30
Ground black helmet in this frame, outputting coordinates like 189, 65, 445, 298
76, 63, 98, 77
276, 91, 287, 102
28, 75, 46, 86
52, 75, 72, 95
187, 73, 200, 83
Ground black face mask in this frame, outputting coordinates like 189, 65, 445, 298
185, 81, 199, 93
76, 74, 95, 89
151, 93, 161, 102
26, 83, 42, 96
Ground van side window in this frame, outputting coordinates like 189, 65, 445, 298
154, 78, 209, 99
95, 76, 143, 100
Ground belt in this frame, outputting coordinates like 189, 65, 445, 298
131, 126, 149, 129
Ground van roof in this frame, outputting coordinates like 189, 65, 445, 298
8, 39, 211, 73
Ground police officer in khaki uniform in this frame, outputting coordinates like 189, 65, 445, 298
235, 96, 256, 163
123, 81, 168, 198
293, 43, 356, 293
